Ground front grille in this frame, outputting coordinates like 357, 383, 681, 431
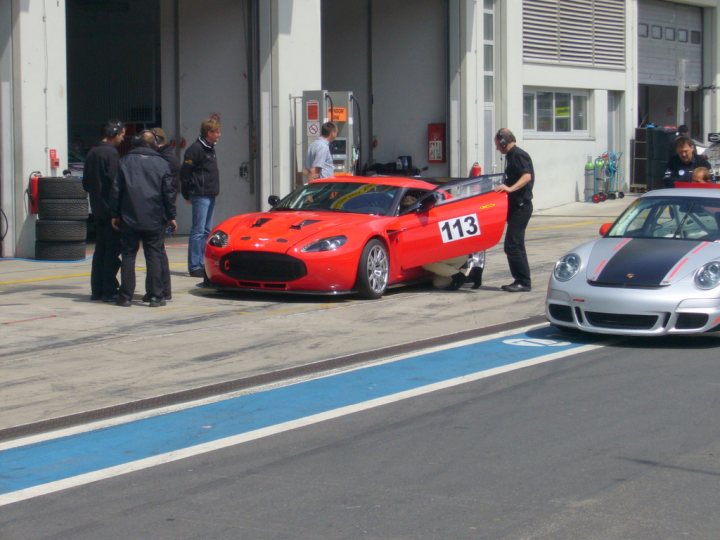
220, 251, 307, 282
548, 304, 573, 322
675, 313, 709, 330
585, 311, 661, 330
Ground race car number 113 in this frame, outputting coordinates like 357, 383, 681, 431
438, 214, 480, 243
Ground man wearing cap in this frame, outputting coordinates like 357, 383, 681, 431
82, 119, 125, 302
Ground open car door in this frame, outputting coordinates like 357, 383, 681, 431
394, 174, 508, 269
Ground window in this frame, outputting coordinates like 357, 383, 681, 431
651, 25, 662, 39
678, 29, 688, 42
691, 30, 701, 44
638, 23, 648, 38
523, 89, 590, 137
665, 27, 675, 41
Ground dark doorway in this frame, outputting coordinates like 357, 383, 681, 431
66, 0, 161, 170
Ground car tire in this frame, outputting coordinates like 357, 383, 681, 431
356, 239, 389, 299
37, 176, 86, 199
38, 198, 89, 221
35, 241, 87, 261
36, 219, 87, 242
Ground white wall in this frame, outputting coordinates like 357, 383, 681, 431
500, 0, 637, 210
0, 0, 14, 257
9, 0, 68, 257
174, 0, 253, 233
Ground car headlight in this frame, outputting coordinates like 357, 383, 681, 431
208, 230, 229, 248
695, 261, 720, 290
554, 253, 581, 282
301, 235, 347, 252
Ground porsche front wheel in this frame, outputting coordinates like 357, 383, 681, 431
356, 239, 389, 299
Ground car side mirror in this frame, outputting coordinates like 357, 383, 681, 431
418, 196, 436, 212
268, 195, 281, 207
599, 223, 612, 236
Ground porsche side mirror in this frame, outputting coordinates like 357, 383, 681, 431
599, 223, 612, 236
268, 195, 281, 207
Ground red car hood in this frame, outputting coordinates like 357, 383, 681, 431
222, 210, 382, 252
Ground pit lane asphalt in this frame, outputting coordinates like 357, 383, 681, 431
0, 195, 637, 439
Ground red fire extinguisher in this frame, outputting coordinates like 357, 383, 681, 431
468, 162, 482, 178
27, 171, 42, 214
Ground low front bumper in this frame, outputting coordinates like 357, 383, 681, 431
546, 280, 720, 336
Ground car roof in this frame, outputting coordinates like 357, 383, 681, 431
641, 188, 720, 198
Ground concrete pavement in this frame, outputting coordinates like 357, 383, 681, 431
0, 195, 637, 438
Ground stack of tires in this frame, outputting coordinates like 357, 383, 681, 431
35, 176, 89, 260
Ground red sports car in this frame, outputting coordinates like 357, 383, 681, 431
204, 174, 508, 298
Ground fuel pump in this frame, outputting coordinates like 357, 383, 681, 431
302, 90, 359, 175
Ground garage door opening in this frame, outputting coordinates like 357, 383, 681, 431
66, 0, 161, 173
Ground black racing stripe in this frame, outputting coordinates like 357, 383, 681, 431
596, 238, 700, 286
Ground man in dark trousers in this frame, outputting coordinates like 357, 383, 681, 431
181, 117, 221, 278
142, 127, 179, 301
110, 131, 177, 307
662, 135, 712, 188
494, 128, 534, 293
82, 119, 125, 302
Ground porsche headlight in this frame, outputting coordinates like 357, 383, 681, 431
301, 235, 347, 252
208, 230, 229, 248
554, 253, 581, 282
695, 261, 720, 290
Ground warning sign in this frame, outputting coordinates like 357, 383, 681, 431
307, 122, 320, 137
329, 107, 347, 123
306, 100, 319, 122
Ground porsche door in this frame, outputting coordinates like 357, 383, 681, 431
394, 175, 508, 269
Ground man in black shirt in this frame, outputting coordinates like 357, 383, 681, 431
494, 128, 534, 293
662, 136, 712, 188
82, 120, 125, 302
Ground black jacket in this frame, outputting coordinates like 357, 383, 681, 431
180, 138, 220, 199
663, 153, 712, 188
159, 144, 180, 193
82, 142, 119, 220
504, 145, 534, 207
110, 147, 176, 232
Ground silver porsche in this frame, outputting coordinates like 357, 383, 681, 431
546, 187, 720, 336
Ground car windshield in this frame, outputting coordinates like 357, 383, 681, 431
274, 182, 401, 215
607, 196, 720, 241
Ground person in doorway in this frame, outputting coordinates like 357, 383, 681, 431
110, 130, 177, 307
143, 127, 179, 301
82, 119, 125, 302
303, 121, 338, 182
180, 118, 221, 278
662, 136, 711, 188
494, 128, 534, 293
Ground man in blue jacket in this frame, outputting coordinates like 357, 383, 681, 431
110, 131, 177, 307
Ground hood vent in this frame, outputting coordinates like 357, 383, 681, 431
251, 218, 271, 228
290, 219, 320, 230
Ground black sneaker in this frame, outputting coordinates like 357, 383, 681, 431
116, 296, 132, 307
469, 267, 483, 289
447, 272, 466, 290
189, 269, 205, 278
148, 297, 166, 307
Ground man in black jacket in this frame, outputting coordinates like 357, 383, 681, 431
82, 120, 125, 302
181, 117, 221, 278
662, 136, 712, 188
110, 131, 177, 307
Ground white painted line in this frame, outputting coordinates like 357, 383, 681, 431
0, 341, 603, 507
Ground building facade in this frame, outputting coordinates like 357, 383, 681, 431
1, 0, 719, 258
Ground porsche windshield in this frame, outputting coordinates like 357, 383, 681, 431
607, 196, 720, 241
275, 182, 401, 215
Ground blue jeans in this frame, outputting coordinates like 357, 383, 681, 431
188, 195, 216, 272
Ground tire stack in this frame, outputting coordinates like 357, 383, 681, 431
35, 176, 89, 260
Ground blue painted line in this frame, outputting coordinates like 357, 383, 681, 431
0, 326, 598, 495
